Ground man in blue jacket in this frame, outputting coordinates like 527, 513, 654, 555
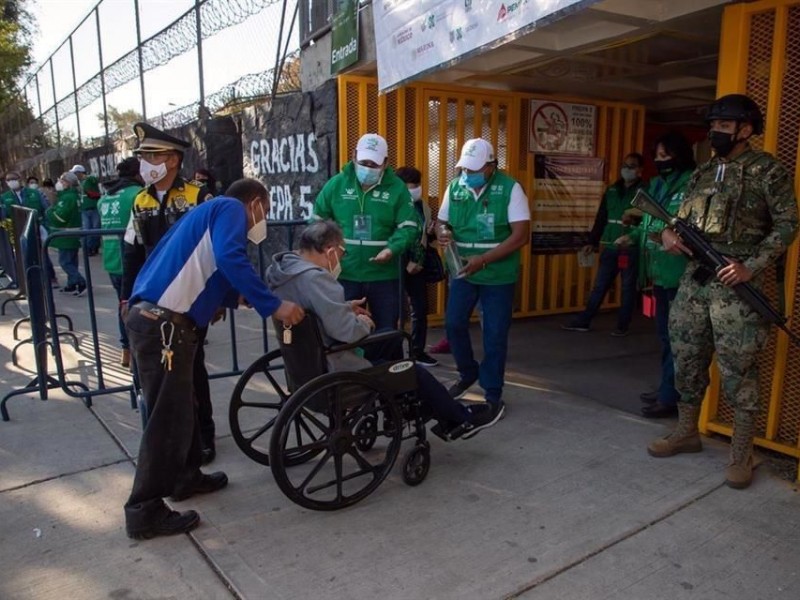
124, 178, 304, 540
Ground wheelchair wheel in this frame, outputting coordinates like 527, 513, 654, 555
269, 371, 402, 511
229, 350, 321, 467
354, 413, 378, 451
401, 442, 430, 486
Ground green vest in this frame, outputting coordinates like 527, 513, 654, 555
46, 188, 81, 250
446, 170, 521, 285
599, 181, 643, 246
98, 184, 141, 275
1, 188, 43, 217
80, 175, 100, 210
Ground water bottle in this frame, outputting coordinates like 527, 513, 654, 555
438, 223, 465, 278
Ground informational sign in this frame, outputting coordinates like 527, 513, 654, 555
529, 100, 596, 156
372, 0, 593, 93
531, 155, 605, 253
331, 0, 359, 74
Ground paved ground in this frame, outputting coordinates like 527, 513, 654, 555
1, 254, 798, 600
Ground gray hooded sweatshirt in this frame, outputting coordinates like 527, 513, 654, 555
265, 251, 372, 372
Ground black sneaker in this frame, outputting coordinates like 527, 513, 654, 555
171, 471, 228, 502
73, 282, 87, 296
127, 509, 200, 540
461, 402, 505, 440
610, 328, 629, 337
448, 377, 477, 399
562, 322, 590, 332
414, 351, 439, 367
60, 285, 77, 294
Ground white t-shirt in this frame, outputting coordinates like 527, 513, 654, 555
437, 180, 531, 223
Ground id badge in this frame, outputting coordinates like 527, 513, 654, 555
476, 213, 495, 240
353, 214, 372, 240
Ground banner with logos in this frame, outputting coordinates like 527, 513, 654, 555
372, 0, 593, 92
530, 154, 605, 253
529, 100, 596, 156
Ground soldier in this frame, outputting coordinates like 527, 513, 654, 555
648, 94, 799, 489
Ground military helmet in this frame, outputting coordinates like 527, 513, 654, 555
705, 94, 764, 135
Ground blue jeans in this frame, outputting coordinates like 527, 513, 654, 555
575, 247, 638, 330
445, 278, 515, 405
109, 273, 129, 349
82, 209, 100, 253
57, 248, 85, 288
654, 285, 680, 407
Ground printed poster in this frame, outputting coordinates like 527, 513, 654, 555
529, 100, 596, 156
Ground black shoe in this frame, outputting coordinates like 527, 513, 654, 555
414, 351, 439, 367
460, 402, 505, 440
60, 285, 77, 294
448, 377, 478, 399
126, 509, 200, 540
641, 403, 678, 419
610, 328, 629, 337
639, 390, 659, 404
171, 471, 228, 502
200, 446, 216, 466
561, 322, 590, 332
73, 282, 86, 296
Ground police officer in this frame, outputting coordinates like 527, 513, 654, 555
121, 122, 218, 463
124, 178, 304, 539
436, 138, 531, 419
648, 94, 799, 489
311, 133, 420, 348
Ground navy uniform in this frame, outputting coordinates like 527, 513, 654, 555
121, 123, 219, 464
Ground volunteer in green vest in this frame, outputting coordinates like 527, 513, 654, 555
618, 132, 695, 419
71, 164, 102, 256
46, 171, 87, 296
311, 133, 420, 357
98, 157, 142, 368
436, 138, 531, 420
563, 152, 646, 336
2, 170, 47, 218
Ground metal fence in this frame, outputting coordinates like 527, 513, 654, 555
0, 0, 301, 173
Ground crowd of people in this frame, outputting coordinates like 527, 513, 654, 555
0, 93, 794, 540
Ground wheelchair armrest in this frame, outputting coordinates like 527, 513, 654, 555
326, 329, 411, 356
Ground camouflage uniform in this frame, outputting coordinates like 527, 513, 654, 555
669, 148, 798, 411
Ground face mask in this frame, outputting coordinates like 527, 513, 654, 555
409, 186, 422, 201
460, 171, 486, 189
247, 202, 267, 245
327, 248, 342, 279
654, 159, 676, 175
620, 168, 638, 183
55, 181, 65, 192
355, 164, 382, 187
708, 129, 739, 158
6, 179, 20, 191
139, 158, 168, 186
28, 182, 38, 190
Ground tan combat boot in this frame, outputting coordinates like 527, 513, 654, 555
725, 410, 756, 489
120, 348, 131, 368
647, 402, 703, 457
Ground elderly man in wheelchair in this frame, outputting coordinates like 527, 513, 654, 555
229, 220, 502, 511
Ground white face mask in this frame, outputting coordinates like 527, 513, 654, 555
247, 202, 267, 245
327, 247, 342, 279
28, 182, 38, 190
55, 181, 65, 192
6, 179, 20, 191
409, 186, 422, 201
139, 158, 168, 186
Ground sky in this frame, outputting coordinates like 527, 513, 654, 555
26, 0, 298, 140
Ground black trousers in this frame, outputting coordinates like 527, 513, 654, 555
193, 326, 215, 448
403, 270, 429, 354
124, 310, 203, 531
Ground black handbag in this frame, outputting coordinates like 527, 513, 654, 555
422, 245, 445, 284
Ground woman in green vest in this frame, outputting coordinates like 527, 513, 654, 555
46, 171, 86, 295
620, 132, 695, 419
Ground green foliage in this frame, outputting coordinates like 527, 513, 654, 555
98, 105, 144, 139
0, 0, 33, 109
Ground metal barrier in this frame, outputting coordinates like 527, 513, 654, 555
1, 218, 309, 421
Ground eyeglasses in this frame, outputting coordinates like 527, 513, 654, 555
138, 151, 171, 162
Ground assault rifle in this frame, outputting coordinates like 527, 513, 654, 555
631, 189, 800, 345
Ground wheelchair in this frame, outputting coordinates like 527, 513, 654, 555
229, 313, 433, 511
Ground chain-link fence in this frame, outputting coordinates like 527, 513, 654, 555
0, 0, 301, 174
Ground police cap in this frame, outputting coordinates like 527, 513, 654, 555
133, 122, 191, 154
705, 94, 764, 135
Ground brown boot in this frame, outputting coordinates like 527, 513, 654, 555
120, 348, 131, 368
725, 410, 756, 489
647, 403, 703, 457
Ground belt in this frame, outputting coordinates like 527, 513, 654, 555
131, 301, 196, 329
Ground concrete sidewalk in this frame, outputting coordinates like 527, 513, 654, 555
0, 263, 798, 600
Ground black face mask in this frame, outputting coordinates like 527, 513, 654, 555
654, 158, 676, 175
708, 129, 739, 158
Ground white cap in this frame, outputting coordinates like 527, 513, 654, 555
70, 164, 86, 174
456, 139, 496, 171
355, 134, 388, 165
